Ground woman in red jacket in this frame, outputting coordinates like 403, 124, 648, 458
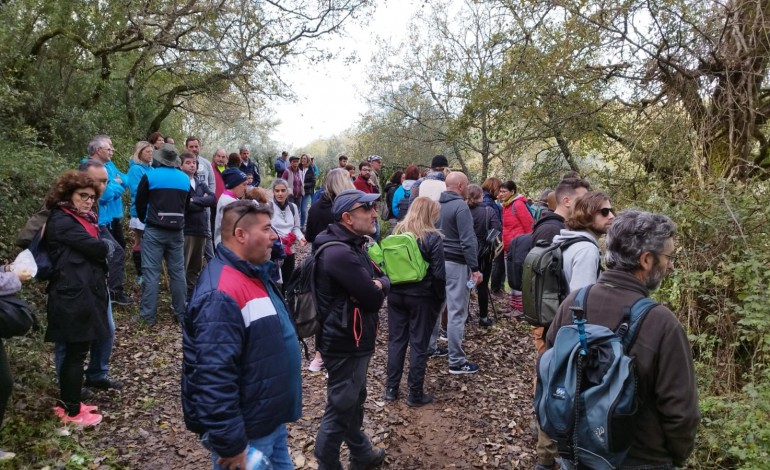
499, 180, 534, 314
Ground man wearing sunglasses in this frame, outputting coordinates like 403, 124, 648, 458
312, 189, 390, 470
546, 210, 699, 468
182, 201, 302, 470
552, 191, 616, 293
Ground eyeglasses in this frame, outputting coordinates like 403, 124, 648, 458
76, 192, 96, 202
660, 252, 679, 264
597, 207, 616, 217
348, 202, 374, 214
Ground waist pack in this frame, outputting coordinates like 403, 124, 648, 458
521, 237, 596, 326
535, 286, 657, 469
285, 241, 347, 339
0, 294, 38, 339
378, 232, 428, 284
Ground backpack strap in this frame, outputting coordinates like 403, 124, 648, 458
619, 297, 657, 351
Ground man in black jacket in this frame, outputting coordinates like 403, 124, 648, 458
180, 153, 216, 301
313, 189, 390, 470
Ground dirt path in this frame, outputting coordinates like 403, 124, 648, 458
76, 263, 539, 469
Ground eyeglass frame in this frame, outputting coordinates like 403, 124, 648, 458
76, 191, 97, 202
597, 207, 616, 217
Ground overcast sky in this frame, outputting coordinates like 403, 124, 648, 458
271, 0, 420, 148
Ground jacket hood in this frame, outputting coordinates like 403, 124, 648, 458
532, 212, 564, 231
313, 222, 366, 250
402, 180, 417, 190
439, 190, 463, 203
552, 228, 597, 245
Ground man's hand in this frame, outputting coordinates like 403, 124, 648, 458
216, 450, 246, 470
114, 175, 123, 185
471, 271, 483, 286
300, 238, 308, 247
373, 279, 383, 290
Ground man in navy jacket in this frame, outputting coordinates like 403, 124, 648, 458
182, 201, 301, 470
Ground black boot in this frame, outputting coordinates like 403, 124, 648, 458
479, 316, 494, 327
349, 447, 385, 470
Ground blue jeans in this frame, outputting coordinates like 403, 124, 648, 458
300, 193, 312, 228
140, 226, 186, 323
208, 423, 293, 470
55, 299, 115, 382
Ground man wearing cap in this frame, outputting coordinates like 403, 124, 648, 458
214, 168, 250, 246
367, 155, 383, 192
135, 144, 191, 326
312, 189, 390, 470
410, 155, 448, 202
274, 151, 289, 178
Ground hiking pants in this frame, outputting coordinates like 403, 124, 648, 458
314, 354, 374, 470
445, 261, 471, 367
184, 235, 207, 300
140, 226, 186, 323
490, 251, 505, 292
477, 255, 494, 318
386, 293, 440, 396
59, 341, 89, 415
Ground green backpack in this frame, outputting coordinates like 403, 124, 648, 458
378, 232, 429, 284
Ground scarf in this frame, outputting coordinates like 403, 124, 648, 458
58, 202, 100, 238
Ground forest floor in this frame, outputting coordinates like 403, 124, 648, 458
0, 245, 541, 469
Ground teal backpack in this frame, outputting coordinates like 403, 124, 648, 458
377, 232, 428, 284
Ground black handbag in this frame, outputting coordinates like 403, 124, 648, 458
478, 207, 502, 261
0, 294, 37, 339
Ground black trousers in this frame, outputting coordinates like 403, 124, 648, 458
0, 339, 11, 426
280, 253, 296, 294
386, 293, 440, 396
59, 342, 89, 415
314, 354, 373, 470
107, 218, 126, 249
490, 251, 505, 292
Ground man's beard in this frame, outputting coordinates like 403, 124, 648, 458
644, 259, 667, 291
361, 174, 370, 180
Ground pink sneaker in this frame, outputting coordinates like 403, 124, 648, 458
308, 356, 324, 372
54, 403, 98, 418
58, 409, 103, 426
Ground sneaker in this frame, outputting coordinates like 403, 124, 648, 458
308, 356, 324, 372
406, 393, 433, 408
349, 447, 385, 470
110, 291, 134, 305
428, 347, 448, 358
438, 328, 448, 342
0, 450, 16, 461
54, 403, 98, 418
138, 317, 156, 327
478, 316, 494, 327
449, 361, 480, 375
59, 409, 103, 426
383, 387, 399, 402
512, 310, 525, 322
84, 377, 123, 391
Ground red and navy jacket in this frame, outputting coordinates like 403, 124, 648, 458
181, 244, 301, 458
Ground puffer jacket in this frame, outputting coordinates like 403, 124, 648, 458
181, 244, 301, 458
501, 194, 534, 253
313, 223, 390, 357
389, 231, 446, 301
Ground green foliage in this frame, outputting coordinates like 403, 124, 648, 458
0, 139, 71, 262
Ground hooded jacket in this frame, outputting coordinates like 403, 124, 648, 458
438, 191, 479, 271
392, 180, 416, 219
501, 194, 534, 252
552, 229, 601, 292
181, 245, 301, 458
313, 223, 390, 357
547, 270, 700, 467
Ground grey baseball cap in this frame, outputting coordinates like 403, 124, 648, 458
332, 189, 380, 221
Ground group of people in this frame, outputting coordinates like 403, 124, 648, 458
0, 140, 700, 470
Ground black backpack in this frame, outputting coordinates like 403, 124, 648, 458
285, 241, 347, 340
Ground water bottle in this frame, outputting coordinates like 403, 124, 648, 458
466, 279, 476, 289
246, 446, 272, 469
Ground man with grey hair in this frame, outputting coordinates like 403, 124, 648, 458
239, 145, 261, 188
546, 210, 700, 468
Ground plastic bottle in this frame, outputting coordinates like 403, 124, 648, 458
466, 279, 476, 289
246, 446, 272, 469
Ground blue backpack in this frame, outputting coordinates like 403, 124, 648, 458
535, 285, 657, 469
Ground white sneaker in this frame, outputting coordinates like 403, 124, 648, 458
308, 356, 324, 372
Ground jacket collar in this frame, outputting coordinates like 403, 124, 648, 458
217, 244, 275, 285
597, 269, 650, 297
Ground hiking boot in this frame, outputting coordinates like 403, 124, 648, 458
59, 409, 103, 426
406, 393, 433, 408
478, 316, 494, 327
308, 356, 324, 372
85, 377, 123, 391
54, 403, 98, 418
449, 361, 480, 375
110, 291, 134, 305
428, 347, 448, 358
349, 447, 385, 470
383, 387, 399, 402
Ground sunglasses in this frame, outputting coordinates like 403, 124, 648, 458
597, 207, 616, 217
348, 202, 375, 213
77, 192, 96, 202
227, 201, 260, 236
